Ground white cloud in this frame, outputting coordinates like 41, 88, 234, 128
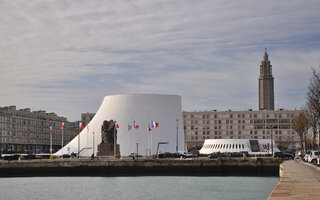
0, 0, 319, 120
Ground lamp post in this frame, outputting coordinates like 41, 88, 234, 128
176, 119, 179, 153
61, 127, 64, 156
114, 124, 116, 156
271, 128, 274, 156
50, 124, 52, 155
78, 128, 80, 158
136, 143, 139, 160
93, 131, 95, 159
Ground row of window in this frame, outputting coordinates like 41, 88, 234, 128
0, 137, 66, 145
188, 129, 295, 136
187, 124, 292, 131
188, 135, 296, 142
0, 110, 65, 121
184, 113, 296, 119
186, 119, 292, 125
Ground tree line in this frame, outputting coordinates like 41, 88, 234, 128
292, 67, 320, 154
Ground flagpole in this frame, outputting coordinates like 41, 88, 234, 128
148, 129, 150, 158
114, 122, 116, 156
61, 127, 64, 156
93, 131, 95, 158
78, 128, 80, 158
50, 126, 52, 155
87, 126, 89, 157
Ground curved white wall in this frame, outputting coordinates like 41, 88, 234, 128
55, 94, 184, 156
200, 139, 280, 155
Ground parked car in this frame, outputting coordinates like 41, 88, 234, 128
239, 151, 249, 157
274, 152, 294, 159
208, 151, 247, 159
307, 150, 319, 164
230, 152, 243, 157
158, 152, 174, 158
129, 153, 142, 158
70, 152, 77, 158
174, 151, 197, 158
3, 154, 20, 160
191, 150, 200, 156
182, 152, 198, 158
61, 154, 71, 158
208, 152, 221, 159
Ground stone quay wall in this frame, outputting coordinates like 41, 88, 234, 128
0, 157, 282, 177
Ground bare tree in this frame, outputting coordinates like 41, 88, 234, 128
307, 67, 320, 151
306, 105, 318, 148
292, 110, 310, 155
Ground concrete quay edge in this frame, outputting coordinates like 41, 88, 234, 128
267, 160, 320, 200
0, 157, 281, 177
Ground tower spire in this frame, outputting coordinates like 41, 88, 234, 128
259, 49, 274, 110
264, 48, 268, 61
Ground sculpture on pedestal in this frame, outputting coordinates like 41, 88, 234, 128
97, 120, 119, 156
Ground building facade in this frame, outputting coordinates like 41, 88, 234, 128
81, 113, 95, 127
183, 109, 301, 151
259, 49, 274, 110
0, 106, 74, 154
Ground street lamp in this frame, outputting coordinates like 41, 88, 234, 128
271, 128, 273, 156
176, 119, 179, 153
136, 143, 139, 160
92, 131, 95, 159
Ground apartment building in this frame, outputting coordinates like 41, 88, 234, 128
0, 106, 74, 154
183, 109, 301, 151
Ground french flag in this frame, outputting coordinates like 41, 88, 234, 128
128, 124, 132, 131
79, 122, 84, 129
134, 121, 139, 129
152, 121, 159, 128
50, 123, 53, 133
61, 122, 65, 129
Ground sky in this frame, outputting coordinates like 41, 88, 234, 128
0, 0, 319, 121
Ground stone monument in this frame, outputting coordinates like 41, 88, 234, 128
97, 120, 120, 156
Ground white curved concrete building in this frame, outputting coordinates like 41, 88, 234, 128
200, 139, 280, 155
55, 94, 184, 156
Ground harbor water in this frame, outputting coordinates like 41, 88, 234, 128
0, 176, 278, 200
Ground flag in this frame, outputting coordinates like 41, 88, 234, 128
128, 124, 132, 131
134, 121, 139, 129
79, 122, 84, 129
153, 121, 159, 128
115, 121, 119, 129
148, 125, 151, 132
61, 122, 65, 129
151, 121, 154, 128
50, 123, 53, 133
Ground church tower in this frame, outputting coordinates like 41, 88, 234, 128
259, 49, 274, 110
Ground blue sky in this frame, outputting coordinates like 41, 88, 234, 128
0, 0, 319, 121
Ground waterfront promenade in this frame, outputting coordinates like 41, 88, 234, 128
268, 160, 320, 200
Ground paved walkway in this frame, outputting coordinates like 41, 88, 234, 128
268, 160, 320, 200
